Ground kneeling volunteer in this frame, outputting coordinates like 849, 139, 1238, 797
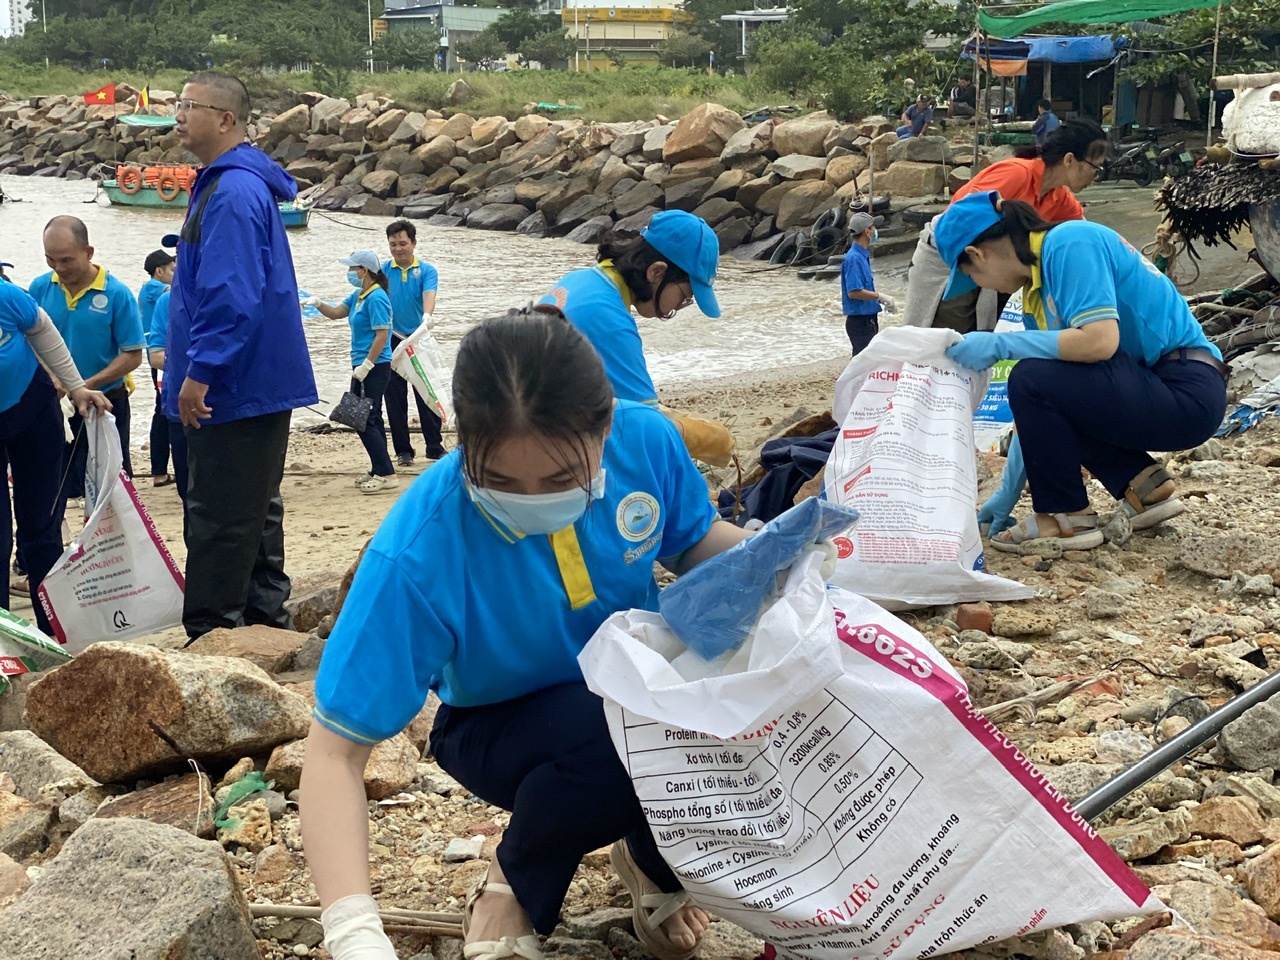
936, 191, 1227, 551
302, 305, 752, 960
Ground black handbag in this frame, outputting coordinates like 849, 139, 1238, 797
329, 381, 372, 432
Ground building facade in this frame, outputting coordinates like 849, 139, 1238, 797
381, 3, 510, 72
1, 0, 34, 38
560, 3, 694, 70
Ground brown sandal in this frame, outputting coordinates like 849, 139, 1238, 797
1120, 465, 1184, 530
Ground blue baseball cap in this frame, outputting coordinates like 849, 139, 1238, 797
934, 190, 1004, 300
641, 210, 721, 318
161, 233, 180, 249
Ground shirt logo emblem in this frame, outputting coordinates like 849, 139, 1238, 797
617, 492, 660, 542
91, 293, 109, 311
0, 330, 11, 350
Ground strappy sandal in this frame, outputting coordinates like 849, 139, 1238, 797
1119, 464, 1185, 530
989, 512, 1104, 553
462, 878, 546, 960
611, 840, 702, 960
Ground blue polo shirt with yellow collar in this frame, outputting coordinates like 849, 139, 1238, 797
382, 257, 438, 338
343, 285, 393, 366
313, 400, 718, 743
28, 265, 144, 393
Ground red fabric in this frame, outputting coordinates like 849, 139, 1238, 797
953, 157, 1084, 223
83, 84, 116, 106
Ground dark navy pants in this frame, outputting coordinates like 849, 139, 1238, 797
387, 333, 446, 461
1, 370, 64, 635
350, 363, 395, 478
149, 367, 170, 477
429, 683, 683, 934
167, 419, 190, 545
1008, 349, 1227, 514
845, 314, 879, 357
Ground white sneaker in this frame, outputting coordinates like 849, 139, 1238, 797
357, 474, 400, 495
354, 472, 373, 488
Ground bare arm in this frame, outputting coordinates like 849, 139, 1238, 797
85, 349, 142, 390
365, 330, 389, 366
423, 290, 437, 317
845, 288, 881, 301
663, 520, 753, 577
300, 721, 376, 907
316, 302, 351, 321
1058, 319, 1119, 363
148, 348, 166, 371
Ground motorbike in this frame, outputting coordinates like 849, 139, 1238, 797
1099, 139, 1161, 187
1157, 141, 1196, 179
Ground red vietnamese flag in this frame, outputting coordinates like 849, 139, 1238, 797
83, 84, 116, 105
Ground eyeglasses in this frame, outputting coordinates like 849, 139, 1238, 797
176, 98, 231, 114
1081, 158, 1105, 176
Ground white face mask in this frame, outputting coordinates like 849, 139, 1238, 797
468, 469, 607, 536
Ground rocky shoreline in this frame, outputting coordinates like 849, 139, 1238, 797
0, 86, 980, 257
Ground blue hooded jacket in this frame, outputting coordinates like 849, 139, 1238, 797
163, 143, 318, 424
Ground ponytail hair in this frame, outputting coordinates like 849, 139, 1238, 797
369, 269, 390, 293
956, 198, 1055, 269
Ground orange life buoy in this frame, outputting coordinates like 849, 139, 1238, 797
156, 173, 181, 202
118, 167, 142, 195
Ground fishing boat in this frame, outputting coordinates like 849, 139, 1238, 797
102, 163, 314, 228
277, 200, 313, 229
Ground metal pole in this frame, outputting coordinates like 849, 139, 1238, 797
575, 4, 579, 72
367, 0, 374, 73
1206, 0, 1224, 148
1076, 667, 1280, 822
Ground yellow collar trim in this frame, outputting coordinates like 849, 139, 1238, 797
1022, 231, 1049, 331
391, 257, 420, 280
597, 260, 634, 312
357, 285, 377, 302
52, 265, 108, 309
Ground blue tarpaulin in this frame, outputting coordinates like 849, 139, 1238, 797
962, 34, 1127, 63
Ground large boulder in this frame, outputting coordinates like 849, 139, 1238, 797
705, 168, 753, 200
514, 114, 551, 142
664, 157, 725, 187
269, 103, 310, 141
614, 180, 665, 219
879, 160, 946, 197
339, 106, 376, 140
264, 734, 418, 799
439, 113, 476, 141
95, 772, 215, 837
663, 104, 745, 165
775, 180, 835, 230
642, 125, 674, 162
468, 203, 538, 231
0, 731, 94, 802
24, 644, 310, 783
773, 116, 838, 158
599, 154, 641, 194
389, 111, 427, 145
887, 135, 956, 165
721, 120, 776, 162
825, 154, 868, 188
663, 177, 714, 213
447, 79, 474, 106
365, 108, 408, 143
413, 134, 457, 172
691, 196, 749, 227
184, 624, 304, 675
310, 97, 350, 135
771, 155, 828, 181
555, 194, 613, 230
471, 116, 505, 147
0, 818, 258, 959
361, 169, 400, 198
735, 175, 780, 211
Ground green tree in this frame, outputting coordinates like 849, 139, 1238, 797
455, 31, 506, 70
748, 22, 828, 97
657, 31, 712, 68
518, 29, 576, 67
376, 29, 442, 71
681, 0, 745, 70
488, 9, 561, 51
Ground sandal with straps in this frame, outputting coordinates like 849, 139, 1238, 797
1119, 464, 1185, 531
989, 511, 1104, 553
463, 878, 546, 960
611, 840, 703, 960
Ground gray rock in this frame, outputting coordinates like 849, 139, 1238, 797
292, 633, 326, 673
1044, 762, 1124, 802
953, 639, 1033, 668
565, 907, 634, 940
771, 155, 827, 181
1189, 613, 1237, 645
1083, 588, 1126, 621
887, 135, 955, 165
0, 818, 257, 959
1100, 511, 1132, 546
0, 732, 94, 802
447, 80, 474, 106
443, 836, 484, 862
1189, 438, 1224, 460
642, 125, 674, 162
714, 217, 752, 252
516, 210, 550, 237
614, 180, 664, 219
1219, 572, 1276, 599
664, 176, 714, 213
563, 215, 614, 245
1183, 460, 1230, 479
468, 203, 534, 231
1221, 699, 1280, 771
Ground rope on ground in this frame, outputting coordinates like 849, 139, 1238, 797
1143, 222, 1200, 289
313, 209, 383, 232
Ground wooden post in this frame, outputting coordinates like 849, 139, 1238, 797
1206, 0, 1224, 147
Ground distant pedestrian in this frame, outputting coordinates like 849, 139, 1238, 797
167, 70, 318, 640
897, 95, 934, 139
949, 77, 977, 120
146, 236, 190, 541
0, 282, 111, 634
29, 216, 144, 502
312, 251, 399, 495
139, 248, 175, 488
1033, 99, 1061, 148
840, 213, 891, 357
382, 219, 444, 467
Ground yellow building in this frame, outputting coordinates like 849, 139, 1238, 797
560, 5, 695, 70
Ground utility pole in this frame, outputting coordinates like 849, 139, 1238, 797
367, 0, 374, 73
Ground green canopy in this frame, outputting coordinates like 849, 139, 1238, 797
117, 114, 177, 127
978, 0, 1226, 38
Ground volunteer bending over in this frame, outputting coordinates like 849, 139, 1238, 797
540, 210, 734, 467
0, 282, 110, 631
902, 119, 1107, 333
302, 306, 752, 960
936, 191, 1227, 551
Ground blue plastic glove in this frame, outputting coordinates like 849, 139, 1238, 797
946, 330, 1062, 371
977, 434, 1026, 536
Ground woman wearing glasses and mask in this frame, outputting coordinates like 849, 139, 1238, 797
901, 118, 1109, 335
303, 305, 751, 960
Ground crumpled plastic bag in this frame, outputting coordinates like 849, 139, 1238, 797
657, 497, 858, 661
214, 770, 274, 828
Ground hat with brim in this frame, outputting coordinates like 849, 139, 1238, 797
161, 233, 180, 249
641, 210, 721, 319
933, 190, 1004, 301
847, 212, 885, 235
339, 250, 382, 274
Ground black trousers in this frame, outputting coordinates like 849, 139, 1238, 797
430, 683, 684, 935
149, 367, 170, 477
351, 364, 395, 477
167, 419, 190, 545
64, 385, 131, 500
181, 410, 293, 640
1, 371, 64, 635
845, 314, 879, 357
386, 332, 445, 460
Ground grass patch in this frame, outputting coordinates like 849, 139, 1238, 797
0, 62, 190, 98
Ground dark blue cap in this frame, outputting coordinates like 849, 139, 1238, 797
161, 233, 180, 249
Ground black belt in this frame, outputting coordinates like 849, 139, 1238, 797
1160, 347, 1230, 382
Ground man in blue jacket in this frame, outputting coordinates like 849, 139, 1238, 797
166, 71, 318, 640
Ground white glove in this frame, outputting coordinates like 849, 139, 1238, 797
353, 359, 375, 382
805, 540, 839, 581
321, 895, 398, 959
304, 296, 324, 308
424, 313, 435, 331
879, 294, 899, 314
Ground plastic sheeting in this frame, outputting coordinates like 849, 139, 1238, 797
962, 34, 1126, 64
978, 0, 1226, 38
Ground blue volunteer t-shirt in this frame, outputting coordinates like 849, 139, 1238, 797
540, 265, 659, 406
29, 266, 144, 393
313, 401, 719, 743
137, 277, 168, 336
384, 257, 439, 338
344, 286, 393, 366
840, 244, 880, 317
0, 282, 41, 413
148, 289, 170, 355
1021, 221, 1220, 366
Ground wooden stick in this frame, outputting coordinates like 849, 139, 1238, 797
249, 902, 465, 938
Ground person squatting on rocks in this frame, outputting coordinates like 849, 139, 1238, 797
311, 251, 400, 495
137, 246, 175, 489
165, 70, 318, 640
382, 219, 445, 467
29, 215, 144, 505
301, 306, 752, 960
936, 191, 1228, 550
0, 282, 111, 633
901, 119, 1108, 334
540, 209, 735, 467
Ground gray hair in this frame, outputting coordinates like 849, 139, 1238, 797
185, 71, 251, 124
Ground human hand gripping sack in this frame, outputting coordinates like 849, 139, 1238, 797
322, 895, 399, 959
354, 359, 376, 382
945, 330, 1061, 371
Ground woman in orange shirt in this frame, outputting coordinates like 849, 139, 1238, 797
901, 119, 1108, 333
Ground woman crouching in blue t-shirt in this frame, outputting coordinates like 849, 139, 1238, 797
302, 305, 751, 960
935, 191, 1227, 551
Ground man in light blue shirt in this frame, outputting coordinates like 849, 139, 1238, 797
29, 216, 144, 499
139, 248, 175, 486
383, 219, 443, 467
